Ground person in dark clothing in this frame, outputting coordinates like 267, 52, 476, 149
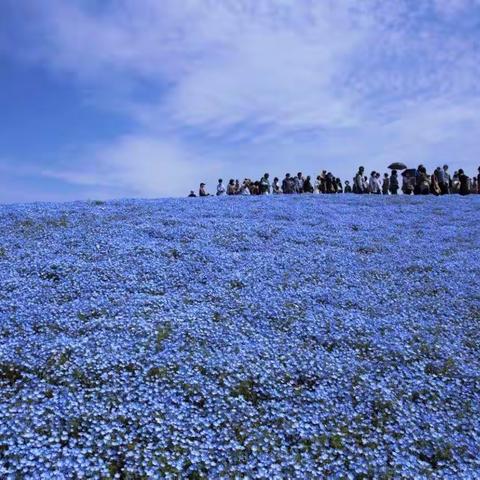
458, 169, 470, 196
188, 190, 196, 197
415, 165, 430, 195
282, 173, 294, 194
344, 180, 352, 193
382, 173, 390, 195
303, 175, 314, 193
325, 173, 334, 193
320, 171, 327, 193
199, 183, 209, 197
227, 179, 236, 195
477, 166, 480, 194
336, 178, 343, 193
354, 167, 365, 193
431, 169, 441, 196
389, 170, 399, 194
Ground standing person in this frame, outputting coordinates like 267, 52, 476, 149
458, 169, 470, 196
282, 173, 293, 194
451, 171, 460, 193
436, 166, 446, 195
442, 165, 451, 194
199, 183, 209, 197
415, 165, 430, 195
431, 169, 441, 196
320, 170, 327, 193
227, 179, 236, 195
260, 173, 271, 195
344, 180, 352, 193
272, 177, 282, 194
375, 172, 382, 194
314, 175, 322, 194
389, 170, 399, 194
471, 176, 478, 194
382, 173, 390, 195
325, 172, 334, 193
363, 176, 369, 193
294, 172, 304, 193
369, 171, 379, 194
354, 167, 365, 193
217, 179, 226, 196
303, 175, 314, 193
336, 178, 343, 193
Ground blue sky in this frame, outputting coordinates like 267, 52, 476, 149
1, 0, 480, 202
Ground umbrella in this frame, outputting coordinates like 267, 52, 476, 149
388, 162, 407, 170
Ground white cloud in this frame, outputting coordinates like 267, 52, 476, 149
42, 135, 225, 197
4, 0, 480, 198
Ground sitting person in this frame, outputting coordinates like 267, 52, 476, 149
188, 190, 196, 197
199, 183, 209, 196
344, 180, 352, 193
216, 179, 226, 196
227, 179, 236, 195
240, 180, 251, 195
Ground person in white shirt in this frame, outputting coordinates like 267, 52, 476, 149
216, 179, 226, 196
272, 177, 281, 194
260, 173, 271, 195
369, 171, 380, 194
240, 180, 251, 195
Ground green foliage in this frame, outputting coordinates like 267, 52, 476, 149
155, 323, 172, 352
0, 363, 23, 385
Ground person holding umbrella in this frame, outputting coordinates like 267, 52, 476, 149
389, 170, 399, 194
388, 162, 407, 171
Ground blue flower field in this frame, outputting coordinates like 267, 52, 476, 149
0, 195, 479, 479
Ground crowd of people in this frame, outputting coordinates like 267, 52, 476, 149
188, 165, 480, 197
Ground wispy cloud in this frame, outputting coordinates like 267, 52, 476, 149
2, 0, 480, 198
